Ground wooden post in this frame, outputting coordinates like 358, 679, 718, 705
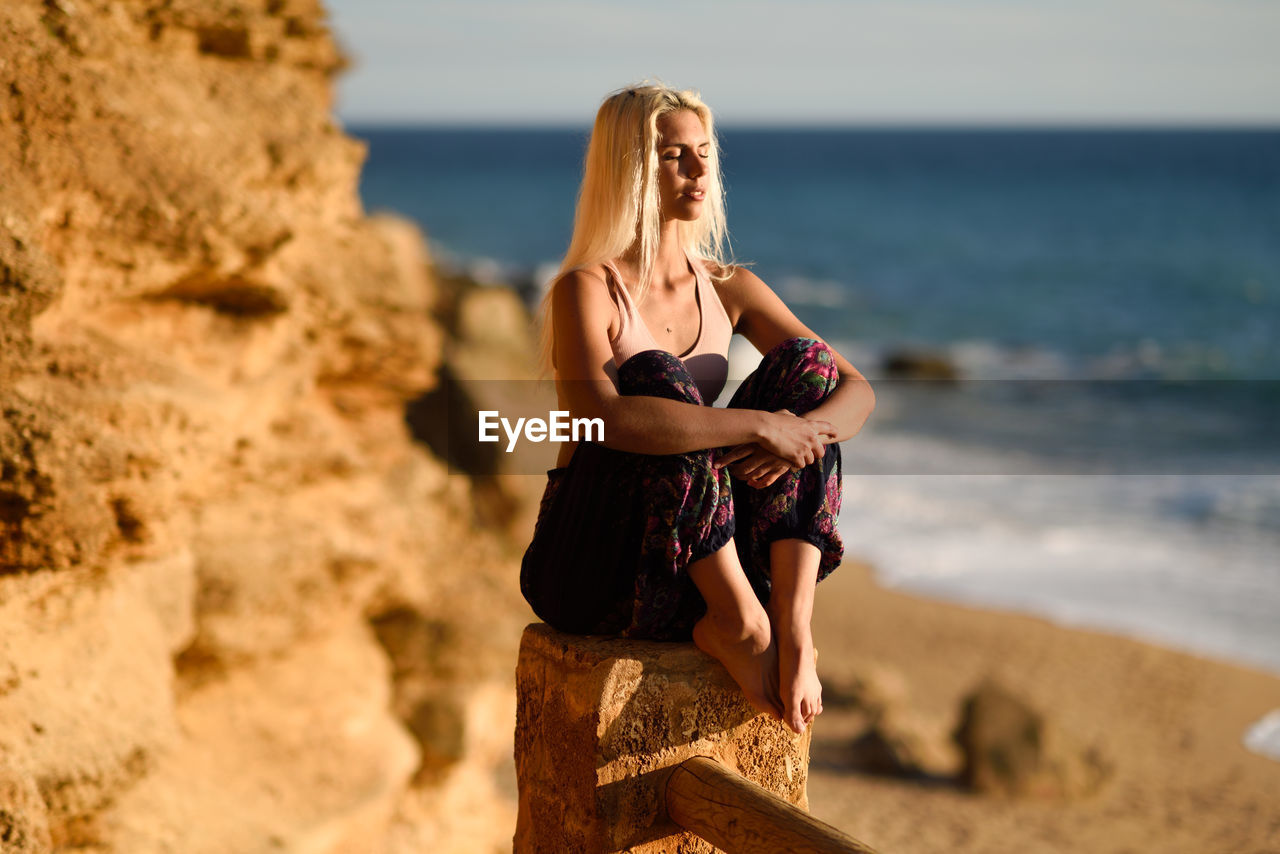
666, 756, 880, 854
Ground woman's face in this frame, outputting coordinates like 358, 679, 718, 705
654, 109, 709, 222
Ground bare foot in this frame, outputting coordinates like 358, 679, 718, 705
776, 626, 822, 734
692, 611, 783, 720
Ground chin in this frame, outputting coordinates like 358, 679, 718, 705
668, 203, 704, 222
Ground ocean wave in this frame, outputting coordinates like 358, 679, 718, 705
775, 275, 850, 309
836, 443, 1280, 676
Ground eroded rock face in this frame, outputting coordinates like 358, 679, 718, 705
1, 2, 524, 851
0, 758, 51, 853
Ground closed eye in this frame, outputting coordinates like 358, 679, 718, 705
660, 145, 711, 160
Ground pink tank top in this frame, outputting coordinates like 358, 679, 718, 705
601, 249, 732, 404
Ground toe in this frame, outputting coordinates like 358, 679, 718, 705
786, 700, 805, 733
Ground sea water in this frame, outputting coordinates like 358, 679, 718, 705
351, 126, 1280, 687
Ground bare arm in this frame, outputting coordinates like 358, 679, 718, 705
720, 265, 876, 443
550, 269, 833, 465
714, 266, 876, 486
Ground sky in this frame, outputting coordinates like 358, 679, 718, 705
324, 0, 1280, 126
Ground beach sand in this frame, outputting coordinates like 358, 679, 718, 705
806, 560, 1280, 853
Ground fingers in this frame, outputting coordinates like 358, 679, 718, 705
803, 417, 838, 443
731, 448, 810, 487
714, 443, 755, 469
748, 474, 780, 489
729, 448, 772, 478
794, 416, 835, 459
744, 468, 785, 488
731, 447, 793, 480
778, 410, 837, 441
745, 463, 789, 489
795, 438, 818, 470
757, 410, 835, 472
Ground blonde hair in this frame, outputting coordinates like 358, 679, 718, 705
538, 82, 734, 372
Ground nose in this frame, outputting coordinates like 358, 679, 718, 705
685, 154, 705, 179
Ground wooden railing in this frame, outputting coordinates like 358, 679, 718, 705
665, 756, 880, 854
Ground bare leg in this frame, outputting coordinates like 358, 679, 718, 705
688, 540, 783, 720
768, 539, 823, 734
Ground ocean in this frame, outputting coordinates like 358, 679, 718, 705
350, 125, 1280, 685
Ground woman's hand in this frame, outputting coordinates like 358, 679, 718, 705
759, 409, 836, 468
717, 410, 835, 487
716, 443, 792, 488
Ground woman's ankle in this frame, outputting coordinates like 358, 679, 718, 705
768, 610, 813, 650
703, 602, 771, 648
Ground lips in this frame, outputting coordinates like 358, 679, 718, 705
682, 188, 706, 200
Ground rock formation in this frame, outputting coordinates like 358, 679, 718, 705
1, 2, 527, 851
953, 679, 1111, 799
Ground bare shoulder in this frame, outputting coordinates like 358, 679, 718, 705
709, 263, 778, 325
550, 265, 613, 308
552, 263, 611, 293
715, 263, 770, 293
549, 265, 619, 337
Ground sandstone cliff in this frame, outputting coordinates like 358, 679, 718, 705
1, 2, 526, 851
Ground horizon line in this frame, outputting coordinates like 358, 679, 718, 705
340, 117, 1280, 132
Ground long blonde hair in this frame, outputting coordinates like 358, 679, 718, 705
538, 82, 733, 372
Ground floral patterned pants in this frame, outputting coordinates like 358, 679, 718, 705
520, 337, 843, 641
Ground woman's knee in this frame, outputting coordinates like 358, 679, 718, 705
763, 337, 837, 376
616, 349, 705, 405
754, 337, 840, 413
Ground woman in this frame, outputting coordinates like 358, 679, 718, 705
521, 83, 875, 734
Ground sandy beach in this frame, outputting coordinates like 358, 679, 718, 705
805, 560, 1280, 853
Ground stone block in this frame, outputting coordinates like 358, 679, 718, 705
514, 623, 811, 854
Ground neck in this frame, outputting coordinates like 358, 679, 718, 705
621, 220, 689, 288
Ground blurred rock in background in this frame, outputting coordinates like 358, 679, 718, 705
0, 2, 532, 851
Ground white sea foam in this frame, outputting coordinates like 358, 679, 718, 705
776, 275, 850, 309
1243, 710, 1280, 761
948, 339, 1073, 380
839, 428, 1280, 758
841, 428, 1280, 675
